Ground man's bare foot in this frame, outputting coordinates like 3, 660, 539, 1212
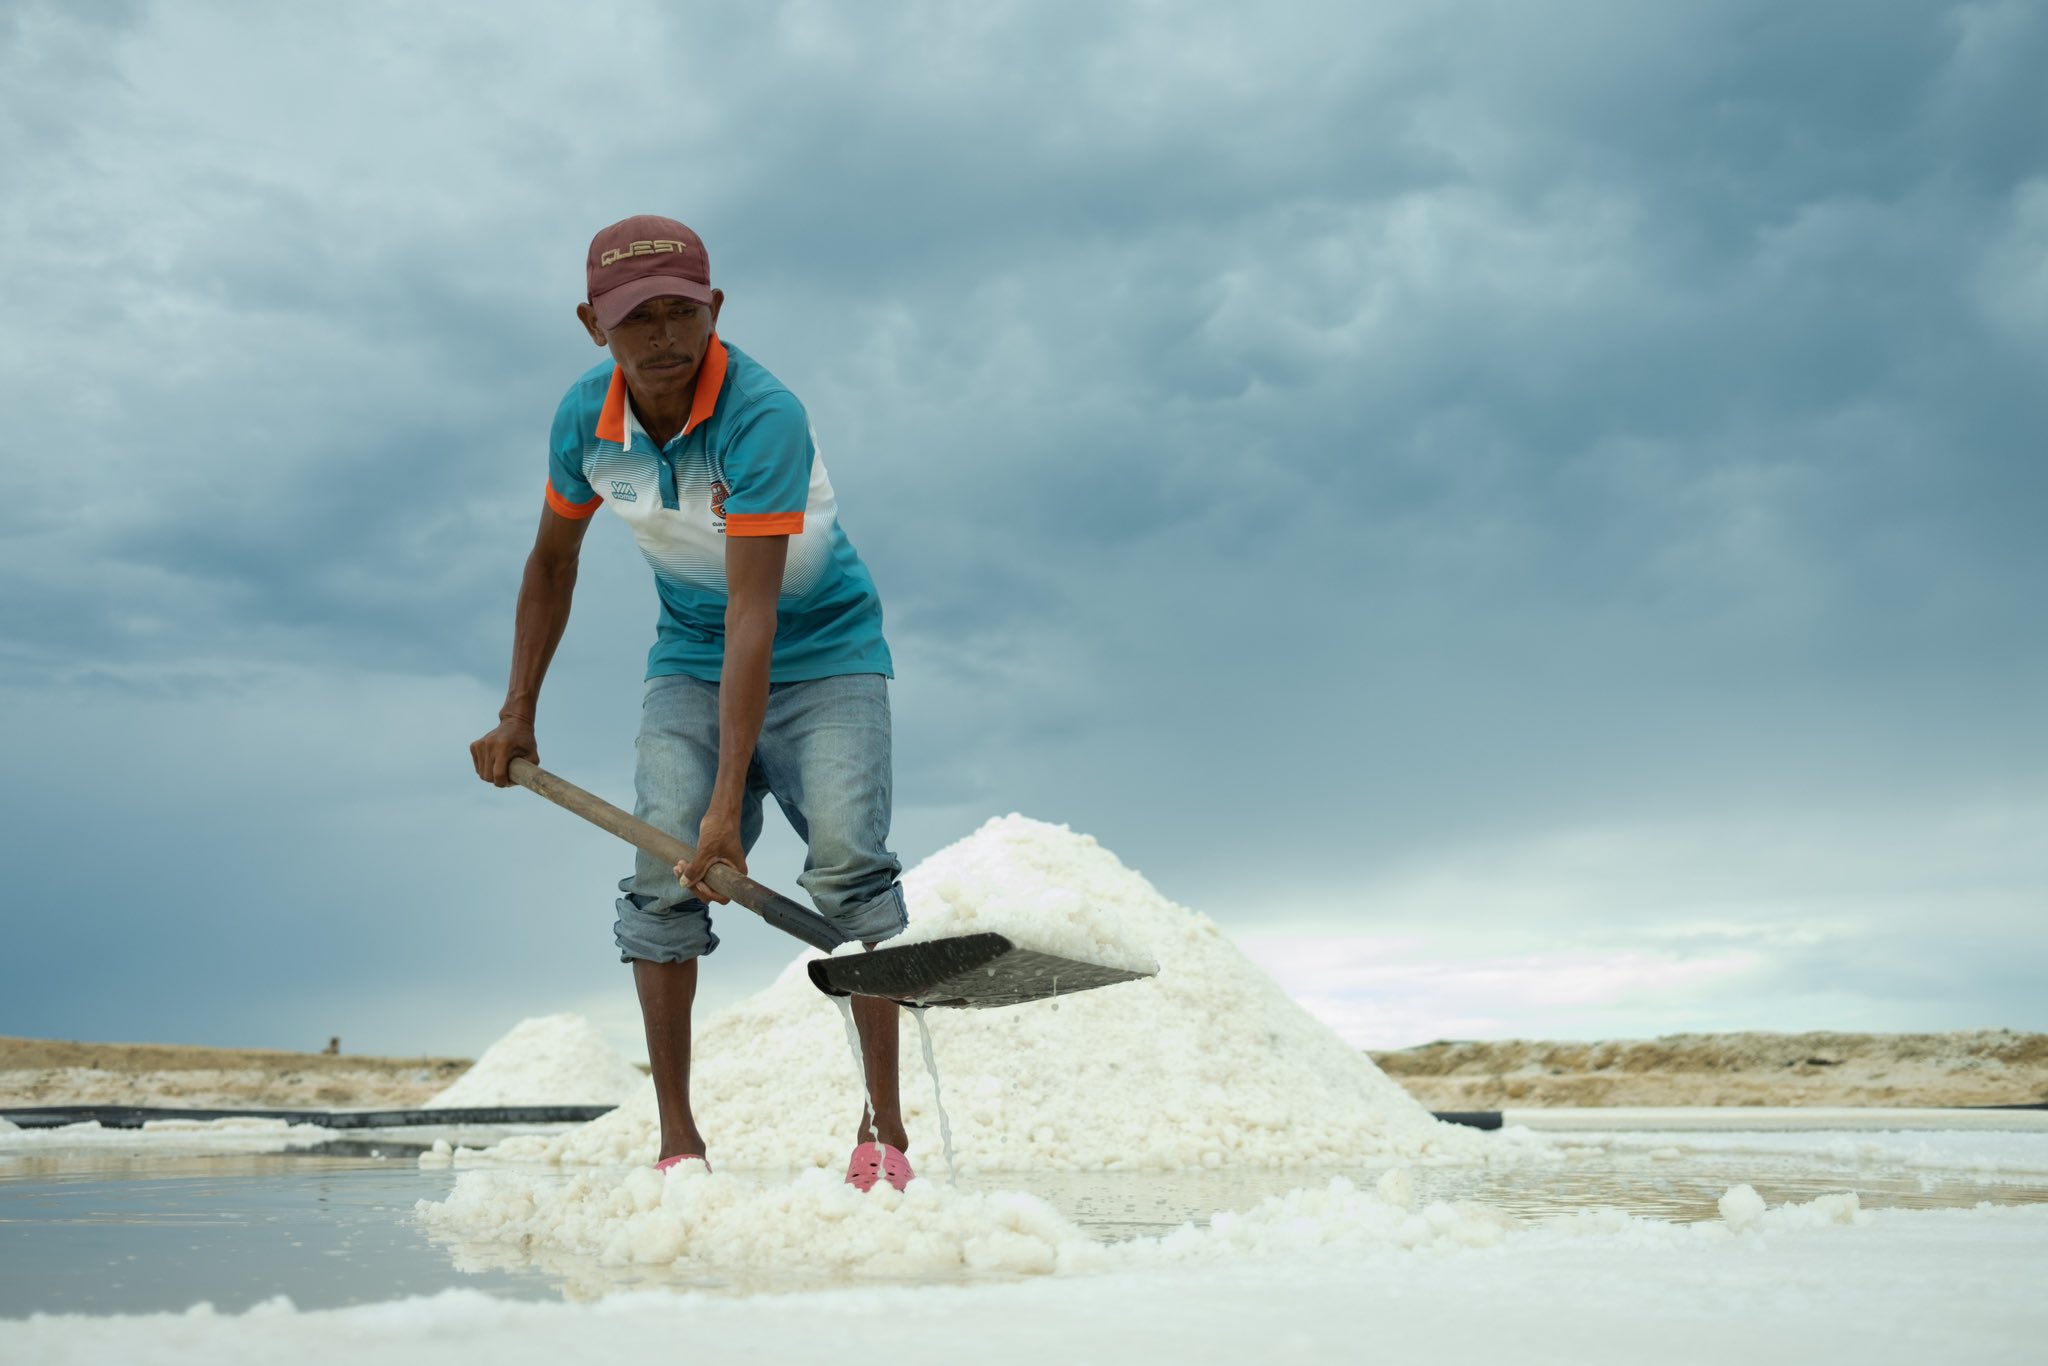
854, 1108, 908, 1153
658, 1128, 707, 1163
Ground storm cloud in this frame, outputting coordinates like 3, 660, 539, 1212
2, 0, 2042, 1053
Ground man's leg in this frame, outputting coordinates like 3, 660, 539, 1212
615, 674, 765, 1164
633, 958, 703, 1160
756, 674, 910, 1153
849, 987, 906, 1151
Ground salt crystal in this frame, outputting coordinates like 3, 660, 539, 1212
1718, 1183, 1768, 1231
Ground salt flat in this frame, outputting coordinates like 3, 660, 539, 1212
4, 1196, 2043, 1366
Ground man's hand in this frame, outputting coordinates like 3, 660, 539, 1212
677, 809, 746, 903
470, 717, 538, 787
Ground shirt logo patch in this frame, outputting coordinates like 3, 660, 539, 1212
610, 480, 638, 502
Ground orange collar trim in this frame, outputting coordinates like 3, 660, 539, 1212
684, 334, 728, 438
596, 367, 628, 444
593, 334, 729, 447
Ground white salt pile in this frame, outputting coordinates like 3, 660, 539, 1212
417, 816, 1508, 1282
865, 819, 1161, 974
425, 1014, 645, 1109
442, 816, 1478, 1171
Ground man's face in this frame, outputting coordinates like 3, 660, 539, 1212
578, 291, 724, 406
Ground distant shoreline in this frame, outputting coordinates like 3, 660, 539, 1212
1369, 1029, 2048, 1110
6, 1029, 2045, 1113
0, 1035, 471, 1110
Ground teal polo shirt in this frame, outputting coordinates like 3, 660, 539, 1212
545, 336, 893, 683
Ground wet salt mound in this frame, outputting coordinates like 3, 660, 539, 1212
419, 1165, 1871, 1288
484, 816, 1473, 1169
419, 1166, 1489, 1284
423, 1165, 1113, 1279
425, 1013, 645, 1109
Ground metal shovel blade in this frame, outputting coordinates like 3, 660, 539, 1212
807, 931, 1155, 1008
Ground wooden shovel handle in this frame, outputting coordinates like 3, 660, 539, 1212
506, 758, 848, 952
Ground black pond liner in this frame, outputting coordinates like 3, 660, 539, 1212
3, 1105, 1515, 1131
1, 1104, 619, 1130
9, 1101, 2035, 1135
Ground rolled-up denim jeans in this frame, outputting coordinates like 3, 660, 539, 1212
613, 671, 907, 963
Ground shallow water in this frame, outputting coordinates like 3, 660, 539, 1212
4, 1142, 2046, 1315
1014, 1151, 2048, 1238
0, 1153, 547, 1315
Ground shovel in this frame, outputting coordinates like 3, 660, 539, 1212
508, 759, 1154, 1008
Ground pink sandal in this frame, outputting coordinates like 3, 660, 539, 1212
845, 1141, 913, 1192
655, 1153, 711, 1174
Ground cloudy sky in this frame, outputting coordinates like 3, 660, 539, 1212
2, 0, 2042, 1060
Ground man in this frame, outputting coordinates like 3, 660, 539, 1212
469, 215, 913, 1192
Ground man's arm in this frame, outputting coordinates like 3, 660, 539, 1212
469, 505, 593, 786
679, 533, 789, 900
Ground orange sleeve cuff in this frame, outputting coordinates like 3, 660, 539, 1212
725, 511, 805, 536
545, 480, 602, 520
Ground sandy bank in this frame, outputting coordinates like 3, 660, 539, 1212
0, 1036, 472, 1109
1369, 1030, 2048, 1109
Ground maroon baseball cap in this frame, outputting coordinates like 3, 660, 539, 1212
585, 215, 713, 330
